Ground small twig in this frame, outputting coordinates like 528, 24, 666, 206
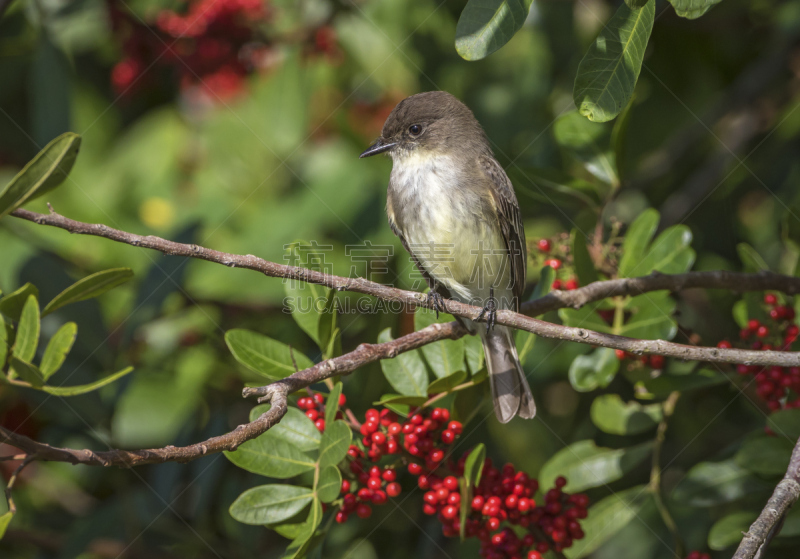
733, 435, 800, 558
5, 455, 34, 515
648, 391, 685, 558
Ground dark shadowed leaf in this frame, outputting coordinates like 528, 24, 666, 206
461, 443, 486, 539
509, 166, 604, 208
637, 368, 725, 398
225, 431, 315, 479
42, 268, 134, 316
12, 295, 39, 364
249, 405, 321, 452
708, 511, 757, 550
540, 440, 652, 492
554, 111, 618, 186
39, 322, 77, 380
317, 465, 342, 503
672, 460, 770, 507
737, 242, 769, 272
569, 348, 619, 392
668, 0, 723, 19
573, 0, 655, 122
464, 333, 484, 376
427, 370, 468, 394
225, 329, 314, 380
415, 308, 465, 379
283, 259, 337, 350
564, 485, 648, 558
559, 303, 612, 334
618, 209, 659, 278
455, 0, 533, 61
378, 328, 429, 396
0, 511, 12, 540
634, 225, 695, 277
590, 394, 662, 435
0, 132, 81, 218
318, 420, 352, 470
0, 314, 6, 368
281, 497, 324, 559
735, 435, 793, 476
619, 292, 677, 340
0, 283, 39, 321
375, 394, 428, 407
571, 230, 599, 286
768, 409, 800, 441
10, 357, 44, 388
229, 484, 313, 525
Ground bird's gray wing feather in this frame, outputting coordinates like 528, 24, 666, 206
478, 156, 527, 310
388, 218, 453, 301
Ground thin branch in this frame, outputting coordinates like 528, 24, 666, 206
10, 208, 800, 367
733, 437, 800, 559
4, 455, 34, 515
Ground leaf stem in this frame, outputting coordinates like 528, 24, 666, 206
648, 390, 684, 557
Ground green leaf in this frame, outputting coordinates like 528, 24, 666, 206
672, 459, 769, 507
735, 435, 793, 476
619, 292, 677, 340
427, 370, 468, 394
375, 394, 428, 406
569, 348, 619, 392
618, 209, 659, 278
317, 465, 342, 503
624, 0, 650, 7
281, 498, 324, 559
637, 368, 725, 398
0, 284, 39, 321
0, 314, 6, 369
508, 166, 604, 208
539, 440, 652, 492
229, 484, 314, 525
225, 432, 316, 479
42, 268, 134, 316
634, 225, 695, 277
283, 270, 336, 349
318, 420, 352, 470
737, 242, 769, 272
464, 334, 484, 376
768, 409, 800, 441
573, 0, 655, 123
554, 111, 618, 186
0, 510, 12, 540
12, 295, 39, 363
571, 230, 599, 286
454, 0, 533, 61
0, 132, 81, 218
325, 382, 343, 425
415, 308, 465, 379
531, 265, 555, 300
668, 0, 723, 19
9, 357, 44, 388
708, 511, 757, 550
378, 328, 429, 397
460, 443, 486, 539
610, 91, 635, 178
36, 366, 134, 396
590, 394, 662, 435
559, 303, 613, 334
564, 485, 648, 558
250, 405, 321, 452
225, 329, 314, 380
39, 322, 77, 380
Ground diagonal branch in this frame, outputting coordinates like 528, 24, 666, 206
733, 436, 800, 559
10, 207, 800, 367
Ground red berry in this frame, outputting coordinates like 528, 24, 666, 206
505, 494, 518, 509
443, 476, 459, 491
313, 394, 324, 405
371, 489, 387, 505
338, 394, 346, 406
565, 278, 579, 290
748, 319, 761, 331
765, 294, 778, 305
305, 409, 319, 421
386, 482, 401, 497
423, 503, 437, 515
649, 355, 665, 369
757, 325, 769, 338
430, 449, 445, 462
314, 419, 325, 432
367, 477, 382, 490
372, 432, 386, 445
409, 462, 423, 476
442, 505, 458, 519
551, 279, 562, 290
448, 421, 463, 434
335, 511, 348, 523
388, 422, 402, 435
555, 476, 567, 488
447, 492, 460, 505
441, 430, 455, 444
381, 469, 396, 482
528, 552, 542, 559
341, 480, 350, 494
356, 503, 372, 518
472, 495, 485, 511
537, 239, 551, 253
717, 340, 732, 349
436, 488, 450, 502
546, 258, 561, 270
487, 517, 500, 530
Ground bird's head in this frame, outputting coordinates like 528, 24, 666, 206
359, 91, 489, 161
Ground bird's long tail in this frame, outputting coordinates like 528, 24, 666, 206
481, 325, 536, 423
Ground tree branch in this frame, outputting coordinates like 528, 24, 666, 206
733, 437, 800, 559
11, 208, 800, 367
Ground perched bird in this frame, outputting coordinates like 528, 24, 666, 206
360, 91, 535, 423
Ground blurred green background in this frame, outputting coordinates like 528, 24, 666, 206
3, 0, 800, 557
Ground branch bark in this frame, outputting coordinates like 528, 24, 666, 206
733, 437, 800, 559
5, 207, 800, 469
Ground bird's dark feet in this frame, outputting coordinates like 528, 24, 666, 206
427, 291, 446, 317
477, 288, 497, 331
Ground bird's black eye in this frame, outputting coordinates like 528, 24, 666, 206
408, 124, 422, 136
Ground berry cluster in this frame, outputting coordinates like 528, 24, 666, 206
533, 237, 580, 291
327, 404, 588, 557
685, 552, 711, 559
718, 293, 799, 411
614, 349, 665, 370
297, 392, 346, 432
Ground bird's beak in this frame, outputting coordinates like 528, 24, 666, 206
359, 138, 396, 158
